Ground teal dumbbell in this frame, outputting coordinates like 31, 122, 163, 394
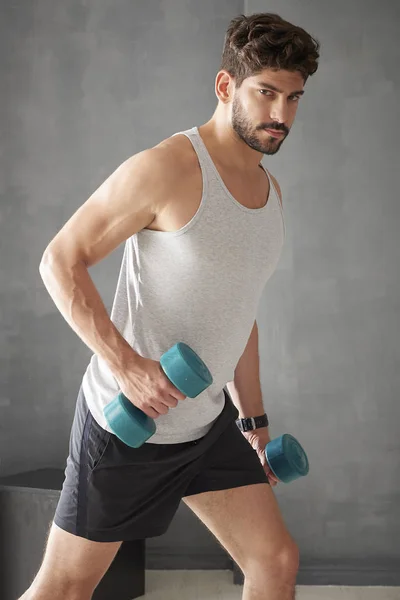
265, 434, 309, 483
103, 342, 213, 448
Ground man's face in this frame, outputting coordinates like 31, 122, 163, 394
230, 68, 305, 155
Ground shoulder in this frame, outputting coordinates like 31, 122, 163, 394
123, 132, 196, 181
120, 134, 197, 204
130, 134, 193, 176
119, 133, 200, 220
152, 133, 198, 177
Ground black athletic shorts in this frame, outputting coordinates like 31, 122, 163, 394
54, 385, 269, 542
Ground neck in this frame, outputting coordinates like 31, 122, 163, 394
198, 114, 263, 173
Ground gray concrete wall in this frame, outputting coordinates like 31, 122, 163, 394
0, 0, 241, 472
0, 0, 242, 575
245, 0, 400, 580
1, 0, 399, 585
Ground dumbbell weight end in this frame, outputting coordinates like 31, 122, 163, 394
265, 434, 309, 483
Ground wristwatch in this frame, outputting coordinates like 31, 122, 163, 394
236, 413, 269, 432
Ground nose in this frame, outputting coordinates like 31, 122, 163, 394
270, 99, 289, 127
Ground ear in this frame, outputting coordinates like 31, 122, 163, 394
215, 70, 235, 104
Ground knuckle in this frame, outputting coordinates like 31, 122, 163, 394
159, 378, 169, 390
156, 383, 165, 395
162, 383, 172, 396
155, 401, 168, 414
155, 391, 167, 404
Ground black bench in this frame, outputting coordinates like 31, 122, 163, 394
0, 468, 145, 600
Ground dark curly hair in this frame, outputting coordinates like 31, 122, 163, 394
220, 13, 320, 87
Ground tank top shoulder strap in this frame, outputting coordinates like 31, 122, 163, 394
171, 126, 216, 177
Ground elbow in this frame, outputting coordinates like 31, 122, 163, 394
39, 246, 59, 276
39, 250, 52, 276
39, 247, 87, 282
39, 246, 64, 281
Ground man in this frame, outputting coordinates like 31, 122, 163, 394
22, 12, 319, 600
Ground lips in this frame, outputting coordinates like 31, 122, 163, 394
265, 129, 285, 137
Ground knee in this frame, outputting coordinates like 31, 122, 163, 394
244, 538, 300, 582
275, 540, 300, 574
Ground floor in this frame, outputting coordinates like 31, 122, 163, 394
143, 571, 400, 599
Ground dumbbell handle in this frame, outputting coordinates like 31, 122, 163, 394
103, 343, 213, 448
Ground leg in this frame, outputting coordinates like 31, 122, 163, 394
19, 522, 121, 600
183, 483, 299, 600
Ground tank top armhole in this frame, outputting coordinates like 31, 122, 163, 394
261, 164, 286, 240
138, 130, 209, 238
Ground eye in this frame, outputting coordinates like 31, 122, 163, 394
259, 90, 301, 101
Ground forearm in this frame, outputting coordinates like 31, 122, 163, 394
39, 254, 141, 378
226, 321, 266, 418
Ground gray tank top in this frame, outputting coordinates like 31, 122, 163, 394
82, 126, 286, 443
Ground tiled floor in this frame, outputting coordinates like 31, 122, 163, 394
143, 570, 400, 599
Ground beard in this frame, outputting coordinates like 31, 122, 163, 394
231, 94, 288, 156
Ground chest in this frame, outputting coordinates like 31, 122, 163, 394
148, 162, 271, 234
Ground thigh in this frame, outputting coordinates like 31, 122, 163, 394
29, 522, 121, 596
182, 415, 269, 497
55, 385, 199, 541
182, 483, 295, 572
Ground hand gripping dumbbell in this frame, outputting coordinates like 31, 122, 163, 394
103, 342, 213, 448
264, 434, 309, 483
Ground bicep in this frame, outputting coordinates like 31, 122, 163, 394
41, 149, 170, 269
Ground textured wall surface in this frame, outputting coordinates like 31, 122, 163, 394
0, 0, 241, 472
1, 0, 399, 584
246, 0, 400, 574
0, 0, 243, 573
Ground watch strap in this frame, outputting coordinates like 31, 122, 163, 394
236, 413, 269, 432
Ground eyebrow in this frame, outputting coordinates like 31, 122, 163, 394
256, 81, 305, 96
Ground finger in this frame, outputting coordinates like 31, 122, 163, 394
264, 467, 279, 484
168, 387, 186, 401
258, 455, 279, 485
266, 471, 278, 485
151, 400, 170, 416
158, 365, 186, 401
263, 462, 278, 479
161, 392, 185, 408
142, 405, 162, 419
